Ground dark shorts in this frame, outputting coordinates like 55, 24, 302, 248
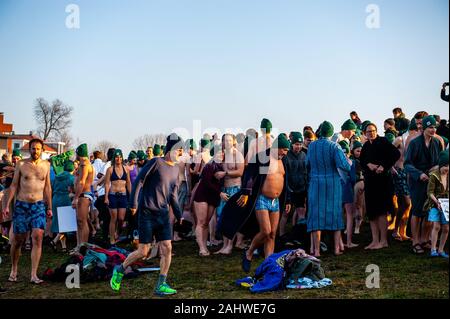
108, 193, 128, 209
291, 191, 307, 208
138, 209, 172, 244
393, 168, 410, 196
13, 200, 46, 234
255, 195, 280, 213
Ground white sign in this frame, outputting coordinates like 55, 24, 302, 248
439, 199, 449, 222
57, 206, 78, 233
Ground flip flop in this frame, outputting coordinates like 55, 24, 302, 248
30, 278, 44, 285
412, 243, 424, 254
8, 276, 17, 283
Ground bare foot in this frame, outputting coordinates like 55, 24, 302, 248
334, 250, 344, 256
345, 243, 359, 248
199, 250, 210, 257
368, 243, 385, 250
365, 242, 378, 250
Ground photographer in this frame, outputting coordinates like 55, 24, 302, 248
441, 82, 449, 102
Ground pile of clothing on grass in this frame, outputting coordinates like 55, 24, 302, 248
42, 243, 157, 283
236, 248, 332, 293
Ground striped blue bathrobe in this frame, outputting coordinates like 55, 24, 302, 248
306, 137, 351, 232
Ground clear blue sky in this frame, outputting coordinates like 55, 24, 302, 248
0, 0, 448, 154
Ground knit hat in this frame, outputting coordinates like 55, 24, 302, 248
153, 144, 162, 156
186, 139, 197, 150
422, 115, 437, 130
273, 133, 291, 149
339, 140, 350, 154
64, 160, 75, 172
439, 150, 449, 168
385, 133, 395, 144
320, 121, 334, 138
136, 150, 146, 161
290, 131, 303, 144
260, 118, 273, 133
200, 138, 211, 149
76, 144, 88, 158
113, 149, 123, 159
165, 133, 183, 155
128, 151, 137, 160
352, 141, 363, 150
409, 118, 418, 131
12, 148, 22, 158
341, 119, 357, 131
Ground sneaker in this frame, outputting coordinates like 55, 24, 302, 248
439, 251, 449, 259
110, 266, 124, 292
430, 250, 439, 257
154, 282, 177, 296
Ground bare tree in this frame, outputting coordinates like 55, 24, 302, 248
132, 134, 166, 150
94, 140, 118, 157
34, 98, 74, 140
57, 130, 73, 151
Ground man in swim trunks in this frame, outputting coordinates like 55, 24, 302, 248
238, 134, 291, 272
3, 138, 52, 284
72, 143, 94, 246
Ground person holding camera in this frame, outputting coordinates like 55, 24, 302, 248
441, 82, 449, 102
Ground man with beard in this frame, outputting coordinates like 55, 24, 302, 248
3, 139, 52, 284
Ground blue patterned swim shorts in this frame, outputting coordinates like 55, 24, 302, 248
13, 200, 46, 234
255, 195, 280, 213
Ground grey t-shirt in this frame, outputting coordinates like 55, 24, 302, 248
130, 157, 182, 219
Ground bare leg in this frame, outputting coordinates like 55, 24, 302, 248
438, 224, 449, 253
430, 222, 440, 251
365, 220, 380, 249
264, 212, 279, 258
9, 233, 25, 280
421, 220, 433, 247
209, 212, 219, 245
122, 243, 151, 268
159, 240, 172, 276
246, 210, 271, 261
30, 228, 44, 281
399, 196, 411, 240
109, 209, 118, 245
311, 231, 321, 257
117, 208, 126, 239
235, 233, 246, 249
411, 216, 421, 247
204, 205, 216, 247
345, 203, 358, 247
334, 231, 343, 255
193, 201, 209, 255
76, 198, 91, 245
378, 214, 389, 248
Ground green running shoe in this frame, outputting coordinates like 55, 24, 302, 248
110, 266, 124, 292
154, 282, 177, 296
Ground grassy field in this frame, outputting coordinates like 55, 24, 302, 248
0, 226, 448, 299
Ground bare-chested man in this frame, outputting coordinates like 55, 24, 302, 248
245, 118, 274, 166
72, 143, 94, 246
238, 134, 291, 273
214, 134, 245, 255
3, 139, 52, 284
391, 134, 412, 241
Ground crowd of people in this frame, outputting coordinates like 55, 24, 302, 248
1, 88, 449, 295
